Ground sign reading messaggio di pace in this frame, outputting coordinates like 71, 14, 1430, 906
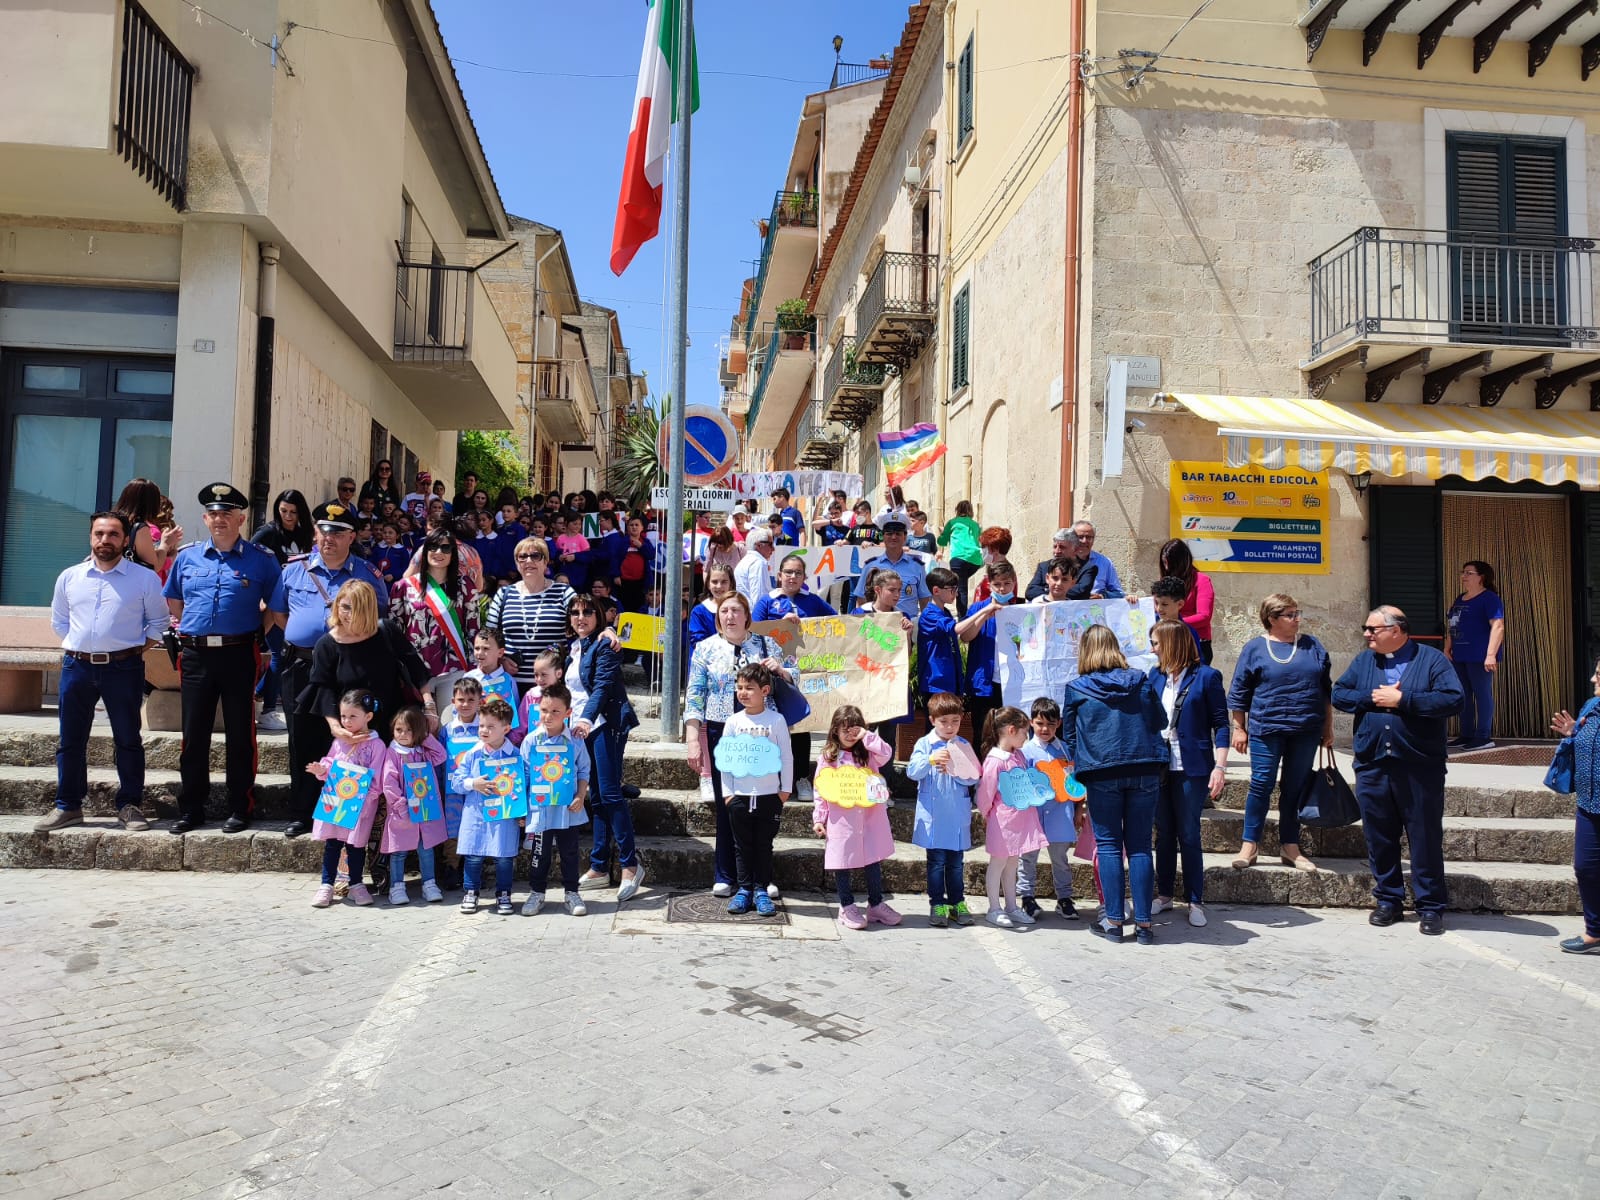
1168, 462, 1330, 576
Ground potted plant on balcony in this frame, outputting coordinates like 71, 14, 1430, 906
775, 298, 812, 351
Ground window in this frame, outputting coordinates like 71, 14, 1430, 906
951, 283, 971, 391
369, 419, 389, 478
426, 245, 445, 344
957, 36, 975, 151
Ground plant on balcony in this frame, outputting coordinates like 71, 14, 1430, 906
605, 397, 665, 512
843, 341, 885, 387
775, 298, 813, 349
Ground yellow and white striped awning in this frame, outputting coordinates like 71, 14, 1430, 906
1171, 394, 1600, 486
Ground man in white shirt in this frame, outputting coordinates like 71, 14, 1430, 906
735, 527, 776, 604
37, 511, 169, 833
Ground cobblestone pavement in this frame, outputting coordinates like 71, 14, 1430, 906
2, 871, 1597, 1200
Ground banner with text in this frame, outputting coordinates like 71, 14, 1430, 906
752, 613, 909, 734
994, 599, 1158, 709
1169, 461, 1329, 575
777, 545, 935, 596
728, 471, 863, 501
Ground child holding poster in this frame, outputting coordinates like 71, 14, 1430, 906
717, 663, 793, 916
467, 628, 519, 730
905, 692, 978, 928
510, 648, 565, 746
1017, 698, 1080, 921
521, 684, 592, 917
812, 705, 900, 931
976, 707, 1048, 929
449, 696, 524, 916
306, 690, 388, 909
378, 706, 449, 906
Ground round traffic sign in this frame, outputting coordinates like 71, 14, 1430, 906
657, 405, 740, 484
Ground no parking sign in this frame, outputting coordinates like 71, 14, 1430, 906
658, 406, 740, 485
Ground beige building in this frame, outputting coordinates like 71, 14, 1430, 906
0, 0, 519, 605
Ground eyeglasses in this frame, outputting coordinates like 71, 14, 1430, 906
1277, 610, 1301, 619
1360, 624, 1391, 634
428, 545, 453, 554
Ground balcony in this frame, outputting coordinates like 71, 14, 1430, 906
721, 389, 751, 429
1306, 227, 1600, 406
745, 322, 816, 452
855, 252, 938, 369
743, 190, 821, 336
0, 0, 194, 221
533, 359, 599, 445
796, 400, 846, 468
388, 261, 520, 430
822, 336, 888, 429
830, 61, 892, 88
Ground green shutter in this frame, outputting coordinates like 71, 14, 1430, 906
1368, 486, 1443, 639
958, 37, 975, 148
952, 283, 970, 391
1579, 494, 1600, 676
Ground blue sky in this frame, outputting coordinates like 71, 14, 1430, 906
432, 0, 909, 412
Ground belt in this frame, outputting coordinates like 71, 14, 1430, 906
281, 644, 316, 663
177, 634, 257, 649
64, 647, 144, 664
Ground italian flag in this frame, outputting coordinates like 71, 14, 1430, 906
610, 0, 699, 276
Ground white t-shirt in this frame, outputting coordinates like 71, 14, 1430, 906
1161, 668, 1189, 768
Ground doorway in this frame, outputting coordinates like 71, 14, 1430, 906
0, 351, 174, 605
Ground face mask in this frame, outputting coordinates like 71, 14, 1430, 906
992, 592, 1015, 605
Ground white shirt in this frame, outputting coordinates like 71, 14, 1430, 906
734, 550, 773, 604
1160, 668, 1190, 767
51, 557, 169, 653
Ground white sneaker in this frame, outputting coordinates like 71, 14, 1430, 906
1188, 903, 1208, 927
766, 883, 781, 900
564, 891, 588, 916
1152, 897, 1174, 914
421, 880, 443, 903
712, 881, 733, 898
796, 778, 814, 803
698, 777, 715, 802
388, 884, 409, 906
522, 892, 544, 916
256, 709, 287, 732
1006, 906, 1036, 926
986, 910, 1015, 928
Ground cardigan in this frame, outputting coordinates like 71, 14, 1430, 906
1332, 642, 1464, 766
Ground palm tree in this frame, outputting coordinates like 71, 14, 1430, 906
606, 396, 665, 511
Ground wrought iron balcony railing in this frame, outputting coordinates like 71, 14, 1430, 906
822, 336, 887, 429
830, 61, 891, 88
116, 0, 195, 209
743, 190, 821, 337
1308, 226, 1599, 359
394, 261, 472, 360
855, 252, 938, 366
796, 400, 845, 467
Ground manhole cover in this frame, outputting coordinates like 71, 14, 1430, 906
667, 892, 789, 925
1451, 743, 1558, 767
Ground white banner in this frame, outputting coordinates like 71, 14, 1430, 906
728, 471, 863, 501
653, 486, 738, 512
994, 599, 1158, 708
773, 545, 935, 596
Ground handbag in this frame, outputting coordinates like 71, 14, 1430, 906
770, 672, 812, 728
1544, 741, 1575, 795
1297, 746, 1361, 827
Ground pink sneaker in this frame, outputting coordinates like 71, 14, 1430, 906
311, 884, 335, 908
837, 904, 868, 930
867, 902, 902, 927
347, 884, 374, 907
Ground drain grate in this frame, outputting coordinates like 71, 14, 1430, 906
667, 892, 789, 925
1451, 743, 1558, 767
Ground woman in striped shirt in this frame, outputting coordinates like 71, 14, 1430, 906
485, 538, 575, 688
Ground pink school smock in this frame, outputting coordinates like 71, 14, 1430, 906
976, 748, 1048, 858
378, 736, 449, 854
310, 734, 389, 846
812, 731, 896, 871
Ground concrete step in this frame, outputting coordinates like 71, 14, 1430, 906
1199, 809, 1575, 865
0, 766, 292, 821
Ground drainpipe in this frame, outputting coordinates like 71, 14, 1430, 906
1057, 0, 1086, 528
934, 0, 958, 525
249, 243, 279, 529
531, 239, 562, 491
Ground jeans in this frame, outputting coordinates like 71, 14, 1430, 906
925, 848, 966, 907
57, 654, 145, 811
1243, 730, 1320, 847
1017, 843, 1074, 899
1355, 761, 1447, 913
1086, 773, 1161, 925
322, 839, 366, 886
389, 847, 436, 885
587, 724, 638, 870
704, 722, 737, 886
836, 863, 883, 908
463, 854, 514, 894
531, 827, 582, 893
1576, 807, 1600, 939
256, 624, 285, 710
1156, 770, 1208, 904
950, 558, 980, 617
728, 792, 782, 893
1454, 660, 1495, 744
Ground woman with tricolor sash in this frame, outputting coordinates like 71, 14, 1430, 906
390, 529, 480, 721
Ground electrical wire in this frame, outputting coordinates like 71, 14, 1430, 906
1126, 0, 1220, 86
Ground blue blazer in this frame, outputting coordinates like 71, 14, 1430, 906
1148, 665, 1229, 777
574, 634, 639, 733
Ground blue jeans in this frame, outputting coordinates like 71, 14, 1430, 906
925, 848, 965, 907
255, 624, 285, 710
389, 847, 436, 884
1156, 771, 1208, 904
463, 854, 514, 894
588, 724, 638, 870
57, 654, 146, 810
1454, 660, 1494, 744
1243, 731, 1320, 847
836, 863, 883, 908
1576, 808, 1600, 939
321, 840, 366, 886
1085, 773, 1161, 925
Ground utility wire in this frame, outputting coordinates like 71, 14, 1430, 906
1126, 0, 1220, 87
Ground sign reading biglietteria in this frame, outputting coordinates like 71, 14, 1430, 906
1168, 462, 1329, 575
651, 486, 738, 512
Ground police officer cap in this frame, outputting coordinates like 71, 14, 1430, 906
312, 502, 356, 533
878, 518, 908, 534
200, 482, 248, 511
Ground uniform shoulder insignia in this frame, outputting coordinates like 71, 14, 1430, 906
286, 553, 312, 564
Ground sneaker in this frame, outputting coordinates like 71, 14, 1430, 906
578, 870, 609, 891
1056, 897, 1079, 920
421, 880, 443, 903
33, 808, 84, 832
837, 904, 868, 930
1446, 736, 1467, 748
256, 708, 287, 732
867, 902, 902, 926
928, 905, 951, 928
521, 892, 545, 917
495, 892, 514, 916
1135, 924, 1155, 946
388, 884, 409, 906
311, 884, 335, 908
1005, 906, 1035, 926
617, 861, 646, 903
796, 778, 814, 803
950, 901, 976, 927
116, 805, 150, 831
1188, 903, 1208, 928
698, 777, 715, 803
1559, 935, 1600, 954
766, 883, 781, 900
1462, 739, 1496, 751
727, 890, 752, 915
1152, 896, 1174, 914
754, 892, 777, 917
712, 881, 733, 898
565, 892, 587, 916
1092, 919, 1123, 941
987, 909, 1015, 928
347, 884, 374, 907
1020, 896, 1041, 918
460, 890, 479, 914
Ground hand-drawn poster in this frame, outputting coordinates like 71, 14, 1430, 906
994, 599, 1157, 708
752, 613, 910, 735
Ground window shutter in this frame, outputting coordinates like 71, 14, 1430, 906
1369, 486, 1443, 639
958, 37, 975, 147
951, 284, 970, 391
1579, 494, 1600, 676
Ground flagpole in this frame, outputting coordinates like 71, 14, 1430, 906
660, 0, 692, 739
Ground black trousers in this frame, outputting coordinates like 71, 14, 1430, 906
530, 826, 584, 893
282, 651, 331, 825
950, 558, 981, 618
728, 792, 783, 893
177, 642, 260, 822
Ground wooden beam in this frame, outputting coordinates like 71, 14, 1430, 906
1475, 0, 1544, 73
1364, 349, 1430, 403
1308, 346, 1367, 398
1584, 29, 1600, 78
1420, 0, 1484, 68
1422, 351, 1491, 404
1479, 353, 1554, 407
1365, 1, 1417, 65
1306, 0, 1353, 61
1529, 1, 1596, 74
1535, 358, 1600, 408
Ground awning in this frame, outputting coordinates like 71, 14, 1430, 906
1170, 394, 1600, 486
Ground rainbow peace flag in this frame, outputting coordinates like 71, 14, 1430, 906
877, 423, 947, 486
